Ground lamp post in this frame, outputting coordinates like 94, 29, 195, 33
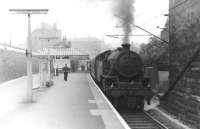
9, 9, 48, 102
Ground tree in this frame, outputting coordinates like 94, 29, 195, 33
139, 37, 169, 67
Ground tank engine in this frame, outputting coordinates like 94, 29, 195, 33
91, 44, 153, 110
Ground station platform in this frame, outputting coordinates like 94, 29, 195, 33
0, 73, 129, 129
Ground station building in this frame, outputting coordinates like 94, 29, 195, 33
31, 23, 62, 51
38, 39, 89, 74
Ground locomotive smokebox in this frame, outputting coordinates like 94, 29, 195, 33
107, 43, 143, 79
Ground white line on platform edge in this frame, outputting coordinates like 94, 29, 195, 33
87, 75, 131, 129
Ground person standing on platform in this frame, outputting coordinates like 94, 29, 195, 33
62, 64, 70, 81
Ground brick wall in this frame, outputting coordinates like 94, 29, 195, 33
162, 0, 200, 128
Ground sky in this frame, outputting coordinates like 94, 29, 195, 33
0, 0, 168, 47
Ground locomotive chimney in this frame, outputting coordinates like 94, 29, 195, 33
122, 43, 130, 50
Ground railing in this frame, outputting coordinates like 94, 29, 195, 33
0, 43, 43, 57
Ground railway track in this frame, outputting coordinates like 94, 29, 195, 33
120, 111, 168, 129
90, 76, 168, 129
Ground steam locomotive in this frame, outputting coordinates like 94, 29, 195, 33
90, 44, 153, 110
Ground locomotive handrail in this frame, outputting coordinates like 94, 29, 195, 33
163, 46, 200, 98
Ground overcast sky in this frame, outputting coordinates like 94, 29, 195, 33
0, 0, 168, 47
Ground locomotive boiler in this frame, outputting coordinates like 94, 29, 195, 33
91, 44, 153, 110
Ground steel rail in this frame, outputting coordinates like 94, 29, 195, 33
143, 111, 169, 129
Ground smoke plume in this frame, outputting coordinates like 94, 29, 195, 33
113, 0, 134, 44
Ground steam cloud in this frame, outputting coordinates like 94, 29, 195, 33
113, 0, 134, 44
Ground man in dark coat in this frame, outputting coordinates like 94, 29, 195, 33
63, 64, 70, 81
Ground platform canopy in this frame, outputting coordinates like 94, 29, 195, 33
38, 48, 89, 59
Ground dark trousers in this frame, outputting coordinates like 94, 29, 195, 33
64, 72, 68, 81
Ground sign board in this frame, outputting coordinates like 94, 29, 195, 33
53, 59, 70, 69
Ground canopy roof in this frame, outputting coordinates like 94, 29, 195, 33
39, 48, 89, 57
